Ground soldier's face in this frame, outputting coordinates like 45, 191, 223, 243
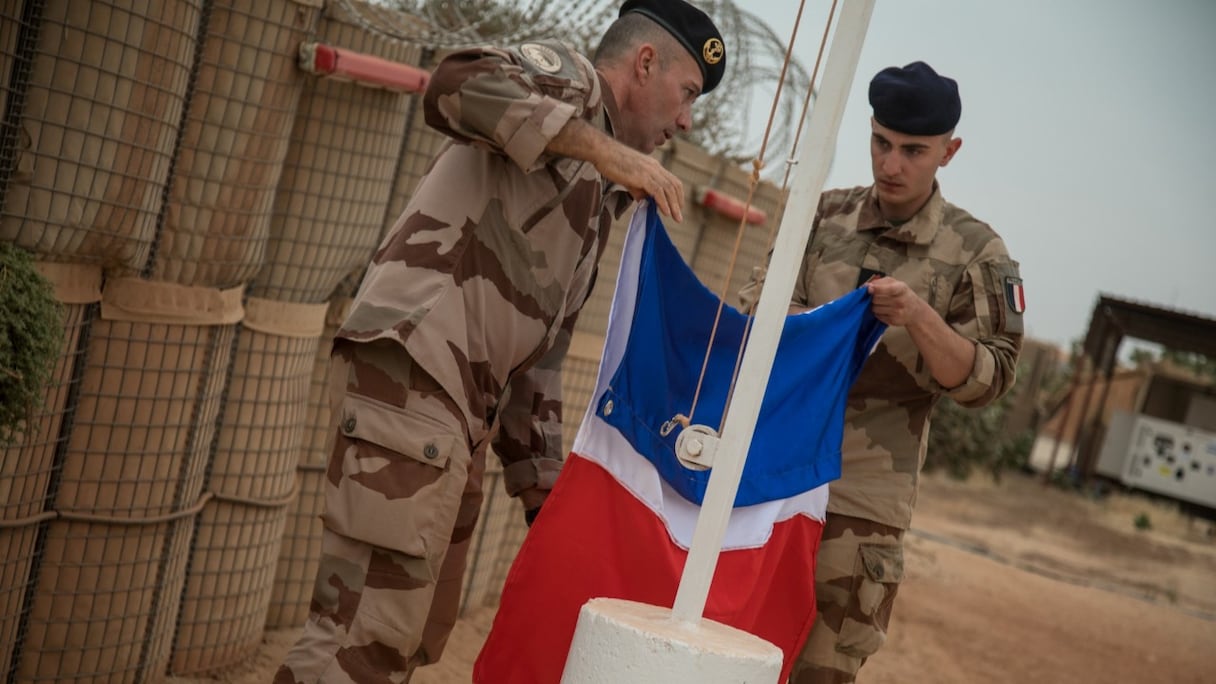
869, 119, 960, 220
626, 46, 702, 154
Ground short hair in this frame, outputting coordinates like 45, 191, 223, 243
593, 12, 682, 68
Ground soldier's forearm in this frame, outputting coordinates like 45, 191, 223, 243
905, 309, 976, 389
546, 117, 619, 166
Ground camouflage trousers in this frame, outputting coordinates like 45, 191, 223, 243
789, 513, 905, 684
276, 340, 486, 683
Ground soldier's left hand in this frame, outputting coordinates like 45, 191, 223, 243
866, 276, 930, 327
517, 485, 549, 526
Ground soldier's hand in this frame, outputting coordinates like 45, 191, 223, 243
599, 148, 685, 223
517, 486, 549, 527
867, 276, 930, 327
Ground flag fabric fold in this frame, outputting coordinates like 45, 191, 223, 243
474, 202, 885, 683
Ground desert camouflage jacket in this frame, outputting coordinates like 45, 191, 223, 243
743, 184, 1023, 528
338, 40, 634, 496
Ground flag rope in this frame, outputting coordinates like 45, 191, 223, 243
676, 0, 841, 434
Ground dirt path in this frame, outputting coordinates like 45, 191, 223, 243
177, 471, 1216, 683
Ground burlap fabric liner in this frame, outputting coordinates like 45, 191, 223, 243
242, 295, 328, 338
55, 283, 239, 516
248, 1, 421, 302
265, 296, 351, 627
198, 297, 325, 502
20, 501, 203, 682
33, 261, 103, 304
171, 486, 297, 675
0, 1, 198, 274
1, 267, 99, 680
0, 264, 101, 525
153, 0, 325, 288
0, 524, 38, 680
265, 469, 324, 629
177, 298, 323, 660
101, 277, 244, 325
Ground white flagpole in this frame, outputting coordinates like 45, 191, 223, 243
670, 0, 877, 623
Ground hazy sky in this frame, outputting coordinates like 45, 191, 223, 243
746, 0, 1216, 352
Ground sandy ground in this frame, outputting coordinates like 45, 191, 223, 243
174, 470, 1216, 683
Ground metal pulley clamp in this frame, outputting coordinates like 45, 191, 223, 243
674, 424, 720, 471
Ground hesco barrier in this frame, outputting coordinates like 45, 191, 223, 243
0, 2, 25, 191
170, 297, 326, 675
0, 262, 99, 682
248, 0, 423, 304
265, 296, 348, 630
151, 0, 324, 288
0, 0, 203, 275
19, 279, 240, 682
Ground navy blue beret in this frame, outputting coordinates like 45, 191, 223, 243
620, 0, 725, 93
868, 61, 960, 136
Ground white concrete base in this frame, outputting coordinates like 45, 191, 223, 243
560, 598, 783, 684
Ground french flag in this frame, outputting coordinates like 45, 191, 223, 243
474, 203, 885, 682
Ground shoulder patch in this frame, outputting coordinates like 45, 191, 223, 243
520, 43, 562, 73
1004, 276, 1026, 314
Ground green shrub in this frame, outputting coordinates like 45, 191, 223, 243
0, 242, 64, 444
925, 391, 1032, 482
1133, 512, 1152, 531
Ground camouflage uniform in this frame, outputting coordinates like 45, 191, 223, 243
744, 184, 1023, 683
277, 39, 633, 683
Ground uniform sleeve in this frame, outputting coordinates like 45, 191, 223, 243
941, 248, 1024, 407
492, 312, 576, 496
423, 41, 596, 173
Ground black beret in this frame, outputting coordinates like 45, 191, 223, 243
620, 0, 725, 94
868, 61, 961, 136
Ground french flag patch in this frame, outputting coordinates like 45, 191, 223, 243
1005, 276, 1026, 314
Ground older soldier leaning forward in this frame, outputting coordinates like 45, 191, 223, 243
275, 1, 726, 682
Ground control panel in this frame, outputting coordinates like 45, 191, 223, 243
1123, 413, 1216, 507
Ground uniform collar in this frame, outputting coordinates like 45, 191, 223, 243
596, 73, 635, 216
598, 72, 620, 140
858, 183, 945, 245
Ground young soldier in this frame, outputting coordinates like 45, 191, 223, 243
743, 61, 1025, 683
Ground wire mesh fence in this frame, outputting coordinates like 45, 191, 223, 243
265, 296, 349, 630
150, 0, 323, 288
0, 0, 33, 208
248, 0, 423, 303
20, 303, 238, 681
0, 0, 203, 274
170, 299, 325, 674
0, 262, 98, 683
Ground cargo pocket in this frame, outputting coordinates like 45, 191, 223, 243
836, 542, 905, 659
322, 391, 470, 576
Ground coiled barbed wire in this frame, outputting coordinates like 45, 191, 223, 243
337, 0, 812, 178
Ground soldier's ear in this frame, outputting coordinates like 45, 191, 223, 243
635, 44, 658, 83
940, 136, 962, 167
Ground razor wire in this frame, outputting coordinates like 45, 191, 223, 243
338, 0, 813, 178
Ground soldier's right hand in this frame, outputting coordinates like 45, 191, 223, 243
598, 146, 685, 223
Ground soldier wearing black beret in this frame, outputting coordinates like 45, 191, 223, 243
277, 2, 728, 682
743, 60, 1024, 684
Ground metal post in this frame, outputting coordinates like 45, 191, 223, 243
670, 0, 876, 623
